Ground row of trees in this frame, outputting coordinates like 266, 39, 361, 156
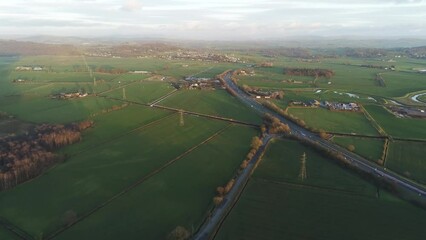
212, 136, 264, 206
0, 121, 94, 190
262, 101, 307, 129
284, 68, 335, 79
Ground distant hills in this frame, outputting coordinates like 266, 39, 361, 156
0, 37, 425, 59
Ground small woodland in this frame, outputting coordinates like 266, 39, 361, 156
0, 121, 93, 190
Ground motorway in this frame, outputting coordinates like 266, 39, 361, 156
223, 72, 426, 198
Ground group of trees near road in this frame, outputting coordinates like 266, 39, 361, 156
0, 121, 93, 190
213, 136, 264, 206
240, 136, 263, 170
262, 101, 307, 128
284, 67, 335, 79
263, 114, 291, 134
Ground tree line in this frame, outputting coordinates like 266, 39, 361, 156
284, 67, 335, 79
0, 121, 93, 190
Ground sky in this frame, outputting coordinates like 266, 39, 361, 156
0, 0, 425, 40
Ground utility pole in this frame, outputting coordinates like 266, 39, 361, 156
299, 152, 307, 181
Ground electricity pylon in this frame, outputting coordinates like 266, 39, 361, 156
299, 152, 307, 181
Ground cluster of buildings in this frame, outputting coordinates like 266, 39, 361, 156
178, 77, 223, 90
252, 90, 283, 99
15, 66, 43, 71
129, 70, 150, 74
51, 92, 88, 100
388, 106, 426, 119
290, 100, 360, 111
161, 51, 244, 63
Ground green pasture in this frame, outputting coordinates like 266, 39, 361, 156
0, 114, 227, 237
215, 139, 426, 240
101, 81, 175, 104
161, 89, 262, 124
387, 141, 426, 184
333, 136, 384, 162
364, 105, 426, 139
58, 125, 257, 240
287, 107, 378, 135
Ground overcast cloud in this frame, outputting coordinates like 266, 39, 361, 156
0, 0, 425, 40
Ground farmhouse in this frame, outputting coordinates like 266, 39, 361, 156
327, 102, 360, 111
15, 66, 32, 71
52, 92, 88, 100
15, 66, 44, 71
184, 76, 211, 82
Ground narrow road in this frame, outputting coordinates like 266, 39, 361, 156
222, 71, 426, 198
193, 134, 273, 240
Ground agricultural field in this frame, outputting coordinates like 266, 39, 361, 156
287, 107, 379, 135
364, 105, 426, 140
215, 140, 426, 240
0, 114, 233, 238
0, 96, 122, 123
0, 47, 426, 240
100, 81, 176, 104
387, 141, 426, 184
332, 136, 384, 163
57, 125, 257, 240
160, 89, 262, 124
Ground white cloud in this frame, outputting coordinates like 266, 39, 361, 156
0, 0, 425, 39
121, 0, 143, 11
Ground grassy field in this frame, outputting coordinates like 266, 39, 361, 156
364, 105, 426, 140
0, 96, 122, 123
215, 179, 426, 240
287, 107, 379, 135
238, 57, 426, 99
253, 140, 376, 194
100, 81, 176, 104
333, 136, 384, 162
57, 125, 258, 240
0, 114, 228, 237
215, 140, 426, 240
387, 141, 426, 184
59, 105, 172, 155
0, 226, 21, 240
161, 89, 262, 124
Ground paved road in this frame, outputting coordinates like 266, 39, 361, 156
193, 134, 273, 240
223, 71, 426, 198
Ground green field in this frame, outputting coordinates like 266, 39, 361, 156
253, 140, 376, 194
1, 51, 426, 240
364, 105, 426, 139
100, 81, 175, 104
0, 226, 21, 240
0, 96, 122, 123
0, 114, 229, 237
333, 136, 384, 162
387, 141, 426, 184
215, 140, 426, 240
161, 89, 262, 124
57, 125, 257, 240
287, 107, 379, 135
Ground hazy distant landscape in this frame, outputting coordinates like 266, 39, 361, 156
0, 0, 426, 239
